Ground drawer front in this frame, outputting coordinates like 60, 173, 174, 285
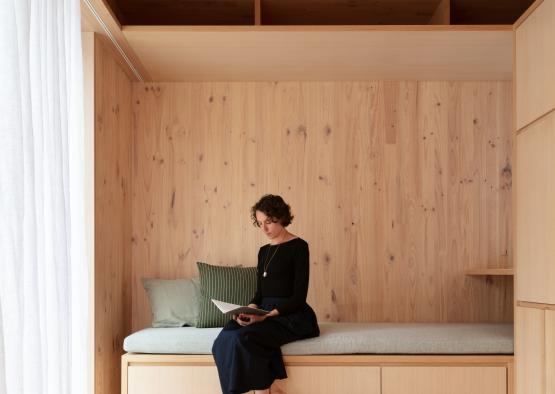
275, 366, 381, 394
128, 365, 221, 394
382, 366, 507, 394
127, 364, 381, 394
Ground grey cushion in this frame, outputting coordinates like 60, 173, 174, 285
123, 322, 514, 355
142, 277, 200, 327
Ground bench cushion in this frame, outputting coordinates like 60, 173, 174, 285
123, 323, 513, 355
123, 322, 513, 355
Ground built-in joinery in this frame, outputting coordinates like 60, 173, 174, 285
515, 0, 555, 393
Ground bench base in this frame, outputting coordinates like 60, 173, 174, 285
122, 354, 514, 394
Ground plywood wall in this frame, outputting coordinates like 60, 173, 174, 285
94, 35, 133, 394
131, 81, 513, 330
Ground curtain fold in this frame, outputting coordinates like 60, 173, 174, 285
0, 1, 90, 394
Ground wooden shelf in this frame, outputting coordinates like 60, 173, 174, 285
465, 268, 514, 276
123, 26, 513, 81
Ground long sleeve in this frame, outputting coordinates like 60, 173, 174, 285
249, 248, 263, 306
274, 242, 309, 315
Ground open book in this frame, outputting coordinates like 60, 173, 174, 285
211, 299, 269, 316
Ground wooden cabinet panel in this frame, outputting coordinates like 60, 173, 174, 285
276, 366, 381, 394
547, 310, 555, 394
515, 307, 545, 394
382, 366, 507, 394
516, 0, 555, 129
127, 364, 381, 394
516, 111, 555, 305
128, 366, 221, 394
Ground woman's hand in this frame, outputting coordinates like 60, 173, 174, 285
233, 308, 279, 326
234, 313, 265, 326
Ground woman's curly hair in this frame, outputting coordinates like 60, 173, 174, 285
251, 194, 294, 227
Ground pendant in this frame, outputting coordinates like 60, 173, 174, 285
263, 271, 267, 277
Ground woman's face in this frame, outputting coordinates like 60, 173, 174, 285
255, 210, 285, 241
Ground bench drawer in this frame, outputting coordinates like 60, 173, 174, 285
128, 366, 221, 394
275, 366, 381, 394
382, 366, 507, 394
128, 364, 382, 394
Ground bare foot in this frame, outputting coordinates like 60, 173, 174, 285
254, 390, 270, 394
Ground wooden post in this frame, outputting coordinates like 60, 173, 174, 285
255, 0, 261, 25
429, 0, 450, 25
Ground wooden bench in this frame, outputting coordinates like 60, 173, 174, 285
121, 322, 514, 393
122, 353, 514, 394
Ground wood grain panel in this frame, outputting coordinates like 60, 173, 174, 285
95, 34, 133, 394
382, 366, 507, 394
131, 81, 513, 331
515, 306, 545, 394
516, 0, 555, 129
515, 111, 555, 305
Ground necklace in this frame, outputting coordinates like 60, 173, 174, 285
262, 244, 281, 278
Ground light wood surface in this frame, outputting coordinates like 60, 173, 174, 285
547, 310, 555, 394
128, 366, 221, 394
382, 366, 507, 394
515, 306, 545, 394
260, 0, 439, 25
124, 359, 512, 394
122, 27, 512, 81
465, 268, 514, 276
515, 110, 555, 305
130, 81, 513, 330
273, 366, 380, 394
82, 32, 96, 394
122, 353, 513, 394
514, 308, 555, 394
515, 0, 555, 130
513, 0, 545, 28
428, 0, 450, 25
94, 34, 133, 394
517, 301, 555, 311
122, 353, 514, 366
81, 0, 151, 81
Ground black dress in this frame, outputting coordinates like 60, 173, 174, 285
212, 238, 320, 394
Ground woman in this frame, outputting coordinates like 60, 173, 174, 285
212, 194, 320, 394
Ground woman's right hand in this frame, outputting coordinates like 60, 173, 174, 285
234, 313, 252, 326
233, 304, 258, 326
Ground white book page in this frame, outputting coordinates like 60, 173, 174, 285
211, 299, 269, 315
211, 299, 241, 313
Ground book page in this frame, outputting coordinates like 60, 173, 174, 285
211, 299, 269, 315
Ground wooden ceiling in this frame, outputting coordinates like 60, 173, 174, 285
104, 0, 534, 25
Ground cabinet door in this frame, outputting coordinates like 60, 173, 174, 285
547, 310, 555, 394
516, 307, 545, 394
382, 366, 506, 394
516, 111, 555, 305
516, 0, 555, 129
274, 366, 381, 394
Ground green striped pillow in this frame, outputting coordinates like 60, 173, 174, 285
196, 262, 258, 328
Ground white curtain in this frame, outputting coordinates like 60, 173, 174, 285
0, 1, 91, 394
